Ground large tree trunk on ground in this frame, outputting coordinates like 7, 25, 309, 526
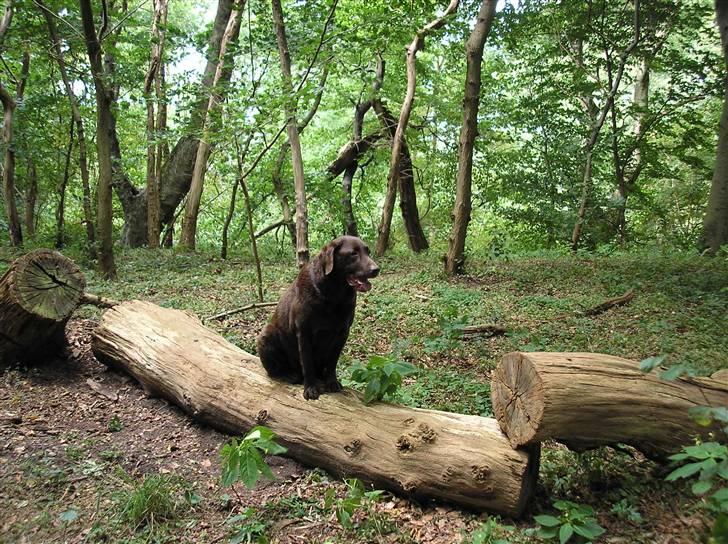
491, 352, 728, 460
0, 250, 85, 365
91, 300, 539, 517
445, 0, 496, 276
701, 0, 728, 255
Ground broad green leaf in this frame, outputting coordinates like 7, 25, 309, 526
534, 514, 561, 527
59, 509, 78, 523
692, 480, 713, 495
559, 523, 574, 544
639, 355, 666, 373
666, 462, 704, 481
660, 365, 687, 381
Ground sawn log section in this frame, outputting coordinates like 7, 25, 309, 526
91, 300, 539, 517
491, 351, 728, 459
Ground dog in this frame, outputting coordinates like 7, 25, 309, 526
257, 236, 380, 400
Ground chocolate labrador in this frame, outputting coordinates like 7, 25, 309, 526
257, 236, 379, 400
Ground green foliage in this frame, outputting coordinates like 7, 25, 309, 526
108, 416, 123, 432
116, 473, 193, 528
533, 501, 605, 543
349, 354, 418, 404
220, 426, 287, 489
323, 478, 383, 530
226, 507, 268, 544
610, 499, 643, 524
463, 517, 514, 544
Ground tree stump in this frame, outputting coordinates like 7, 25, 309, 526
491, 352, 728, 459
0, 249, 85, 364
91, 300, 539, 517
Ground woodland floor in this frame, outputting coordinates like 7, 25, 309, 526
1, 245, 727, 543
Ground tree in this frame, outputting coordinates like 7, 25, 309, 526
376, 0, 459, 256
701, 0, 728, 255
0, 44, 28, 247
271, 0, 310, 266
144, 0, 168, 248
445, 0, 497, 276
39, 0, 96, 257
180, 0, 244, 250
79, 0, 118, 279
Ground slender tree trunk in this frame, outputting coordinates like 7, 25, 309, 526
445, 0, 497, 276
271, 0, 309, 266
80, 0, 117, 279
221, 133, 253, 259
145, 0, 168, 248
0, 49, 28, 247
24, 156, 37, 238
701, 0, 728, 255
240, 172, 264, 302
376, 0, 458, 256
39, 0, 97, 258
180, 0, 243, 250
56, 118, 74, 248
571, 0, 641, 252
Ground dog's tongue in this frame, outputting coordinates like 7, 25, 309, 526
347, 276, 372, 293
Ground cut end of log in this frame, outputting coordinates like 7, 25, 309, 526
11, 249, 85, 320
491, 352, 545, 448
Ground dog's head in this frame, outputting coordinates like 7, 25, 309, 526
317, 236, 380, 293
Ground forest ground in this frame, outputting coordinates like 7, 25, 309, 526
1, 245, 726, 543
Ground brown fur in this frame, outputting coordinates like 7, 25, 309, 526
257, 236, 379, 400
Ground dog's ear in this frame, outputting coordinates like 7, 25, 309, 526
323, 243, 336, 276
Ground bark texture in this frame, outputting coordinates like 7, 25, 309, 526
375, 1, 458, 256
0, 250, 85, 365
91, 300, 539, 517
271, 0, 309, 266
23, 156, 37, 238
491, 352, 728, 459
445, 0, 497, 276
701, 0, 728, 254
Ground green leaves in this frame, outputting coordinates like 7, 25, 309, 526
349, 354, 418, 404
220, 426, 287, 489
533, 500, 605, 543
638, 354, 666, 372
323, 478, 383, 530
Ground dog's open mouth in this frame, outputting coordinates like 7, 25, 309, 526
347, 275, 372, 293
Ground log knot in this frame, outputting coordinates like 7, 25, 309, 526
414, 422, 436, 443
255, 410, 269, 424
344, 439, 362, 457
471, 464, 491, 483
396, 435, 414, 453
442, 465, 456, 482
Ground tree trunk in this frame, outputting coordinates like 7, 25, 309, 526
221, 133, 253, 259
39, 0, 97, 258
23, 155, 37, 238
445, 0, 497, 276
91, 300, 539, 517
570, 0, 641, 252
180, 1, 244, 250
491, 352, 728, 460
0, 250, 85, 365
80, 0, 117, 279
375, 1, 458, 256
701, 0, 728, 255
144, 0, 168, 248
0, 49, 28, 247
56, 118, 74, 249
271, 0, 309, 266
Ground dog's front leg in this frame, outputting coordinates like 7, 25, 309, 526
296, 328, 320, 400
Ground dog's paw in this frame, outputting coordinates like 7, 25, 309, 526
325, 377, 343, 393
303, 384, 321, 400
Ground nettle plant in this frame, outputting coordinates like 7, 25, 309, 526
220, 426, 287, 489
533, 500, 605, 543
349, 354, 418, 404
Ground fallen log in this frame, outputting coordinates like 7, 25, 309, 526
0, 249, 85, 364
91, 300, 539, 517
491, 352, 728, 459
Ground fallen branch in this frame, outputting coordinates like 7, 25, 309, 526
205, 301, 278, 321
461, 324, 507, 338
80, 292, 119, 308
578, 288, 635, 316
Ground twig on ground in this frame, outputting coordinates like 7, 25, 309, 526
205, 301, 278, 321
